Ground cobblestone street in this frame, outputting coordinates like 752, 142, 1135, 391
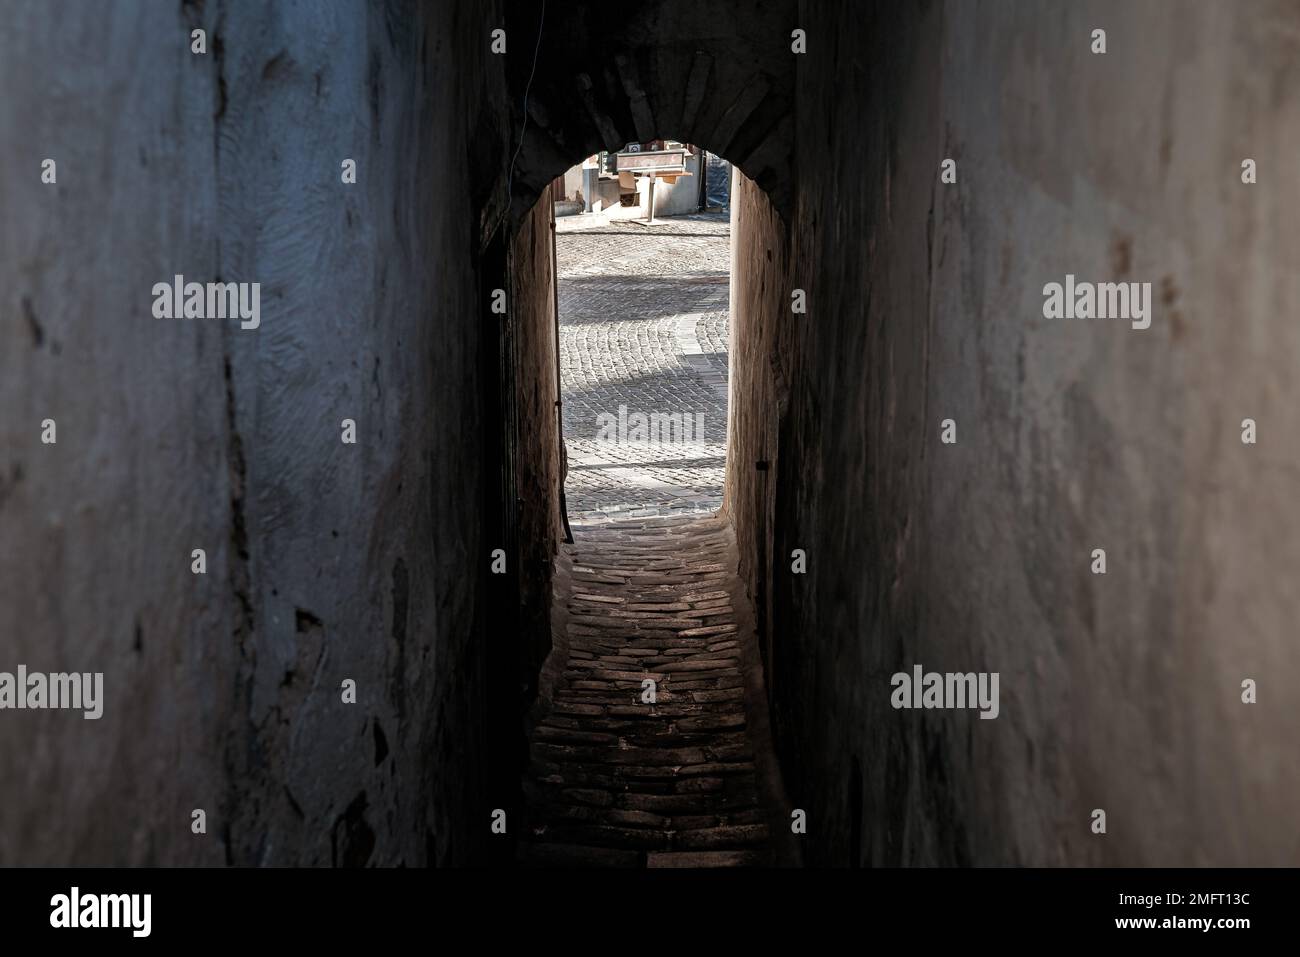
557, 211, 731, 525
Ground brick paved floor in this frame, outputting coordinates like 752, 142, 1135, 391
556, 212, 731, 526
520, 514, 789, 867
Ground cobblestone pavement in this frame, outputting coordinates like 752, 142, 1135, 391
520, 514, 785, 867
556, 212, 730, 525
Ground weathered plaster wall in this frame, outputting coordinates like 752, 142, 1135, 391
0, 0, 519, 866
725, 172, 789, 692
728, 0, 1300, 866
511, 197, 563, 701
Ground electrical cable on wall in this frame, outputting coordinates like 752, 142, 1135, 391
493, 0, 546, 240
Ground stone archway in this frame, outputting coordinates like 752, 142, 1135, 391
497, 0, 795, 229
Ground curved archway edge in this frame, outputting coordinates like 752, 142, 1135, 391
497, 0, 795, 232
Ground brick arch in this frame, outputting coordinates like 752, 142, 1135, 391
499, 0, 795, 227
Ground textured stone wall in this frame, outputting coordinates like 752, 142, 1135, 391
0, 0, 524, 866
724, 173, 789, 689
510, 197, 563, 703
727, 0, 1300, 866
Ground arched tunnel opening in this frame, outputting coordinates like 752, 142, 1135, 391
3, 0, 1297, 897
491, 140, 794, 865
514, 143, 804, 866
477, 0, 804, 864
